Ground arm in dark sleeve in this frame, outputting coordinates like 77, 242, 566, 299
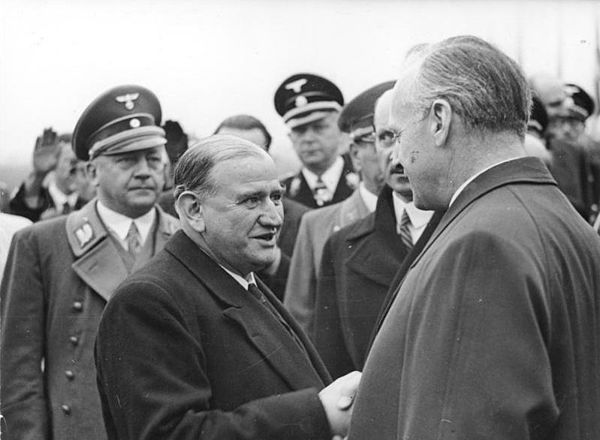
8, 183, 49, 222
0, 228, 49, 440
313, 234, 354, 378
95, 281, 331, 440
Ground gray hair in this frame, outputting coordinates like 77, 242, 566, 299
173, 134, 268, 200
406, 35, 531, 138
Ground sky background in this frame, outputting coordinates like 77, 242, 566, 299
1, 0, 599, 186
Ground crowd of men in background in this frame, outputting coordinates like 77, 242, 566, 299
1, 35, 599, 440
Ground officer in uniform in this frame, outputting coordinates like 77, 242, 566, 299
275, 73, 357, 209
0, 85, 179, 440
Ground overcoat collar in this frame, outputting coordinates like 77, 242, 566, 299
410, 156, 557, 269
66, 199, 179, 302
164, 231, 331, 388
344, 186, 407, 286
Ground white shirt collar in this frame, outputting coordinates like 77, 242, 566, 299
47, 180, 78, 211
96, 200, 156, 245
219, 266, 256, 290
301, 156, 344, 193
449, 158, 521, 207
358, 182, 378, 213
392, 192, 434, 239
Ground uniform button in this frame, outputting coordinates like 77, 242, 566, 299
69, 336, 79, 346
65, 370, 75, 380
72, 301, 83, 312
61, 404, 71, 415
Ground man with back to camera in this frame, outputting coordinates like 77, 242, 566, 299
274, 73, 357, 209
313, 87, 443, 378
94, 134, 361, 440
214, 114, 309, 299
0, 85, 179, 440
349, 36, 600, 440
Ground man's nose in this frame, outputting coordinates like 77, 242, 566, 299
260, 199, 283, 227
133, 157, 152, 177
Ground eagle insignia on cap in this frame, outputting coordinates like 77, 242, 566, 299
75, 222, 94, 248
285, 78, 307, 94
116, 93, 140, 110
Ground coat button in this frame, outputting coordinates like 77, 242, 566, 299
61, 404, 71, 415
69, 336, 79, 346
72, 301, 83, 311
65, 370, 75, 380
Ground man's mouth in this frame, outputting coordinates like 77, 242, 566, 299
253, 230, 278, 243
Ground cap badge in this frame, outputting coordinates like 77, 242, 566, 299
285, 78, 307, 94
74, 221, 94, 248
115, 93, 140, 110
129, 118, 141, 128
295, 95, 308, 107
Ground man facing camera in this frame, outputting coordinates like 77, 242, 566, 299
349, 36, 600, 440
0, 85, 179, 440
95, 135, 361, 440
275, 73, 356, 209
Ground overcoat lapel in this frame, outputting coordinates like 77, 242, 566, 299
345, 186, 407, 286
165, 232, 329, 389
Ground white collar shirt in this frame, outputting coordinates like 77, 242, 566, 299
301, 155, 344, 194
358, 182, 378, 213
96, 200, 156, 250
47, 180, 79, 213
392, 192, 434, 243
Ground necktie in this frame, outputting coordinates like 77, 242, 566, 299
398, 210, 413, 250
126, 222, 141, 258
313, 176, 330, 207
62, 202, 72, 214
248, 282, 307, 353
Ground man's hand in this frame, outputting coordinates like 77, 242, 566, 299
318, 370, 361, 437
32, 141, 60, 178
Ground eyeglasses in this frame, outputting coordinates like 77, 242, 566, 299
374, 128, 404, 148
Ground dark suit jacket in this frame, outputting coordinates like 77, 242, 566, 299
282, 153, 356, 209
0, 201, 178, 440
350, 157, 600, 440
9, 182, 86, 222
313, 186, 441, 377
95, 230, 333, 440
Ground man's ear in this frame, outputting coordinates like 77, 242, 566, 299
348, 143, 362, 173
86, 161, 100, 188
429, 99, 452, 146
175, 192, 205, 232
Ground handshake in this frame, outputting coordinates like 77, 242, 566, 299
318, 370, 362, 440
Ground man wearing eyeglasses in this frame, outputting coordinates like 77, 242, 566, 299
283, 82, 393, 336
349, 36, 600, 440
312, 87, 442, 378
274, 73, 357, 209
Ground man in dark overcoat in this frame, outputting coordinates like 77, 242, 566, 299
95, 135, 361, 440
349, 36, 600, 440
313, 87, 441, 377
